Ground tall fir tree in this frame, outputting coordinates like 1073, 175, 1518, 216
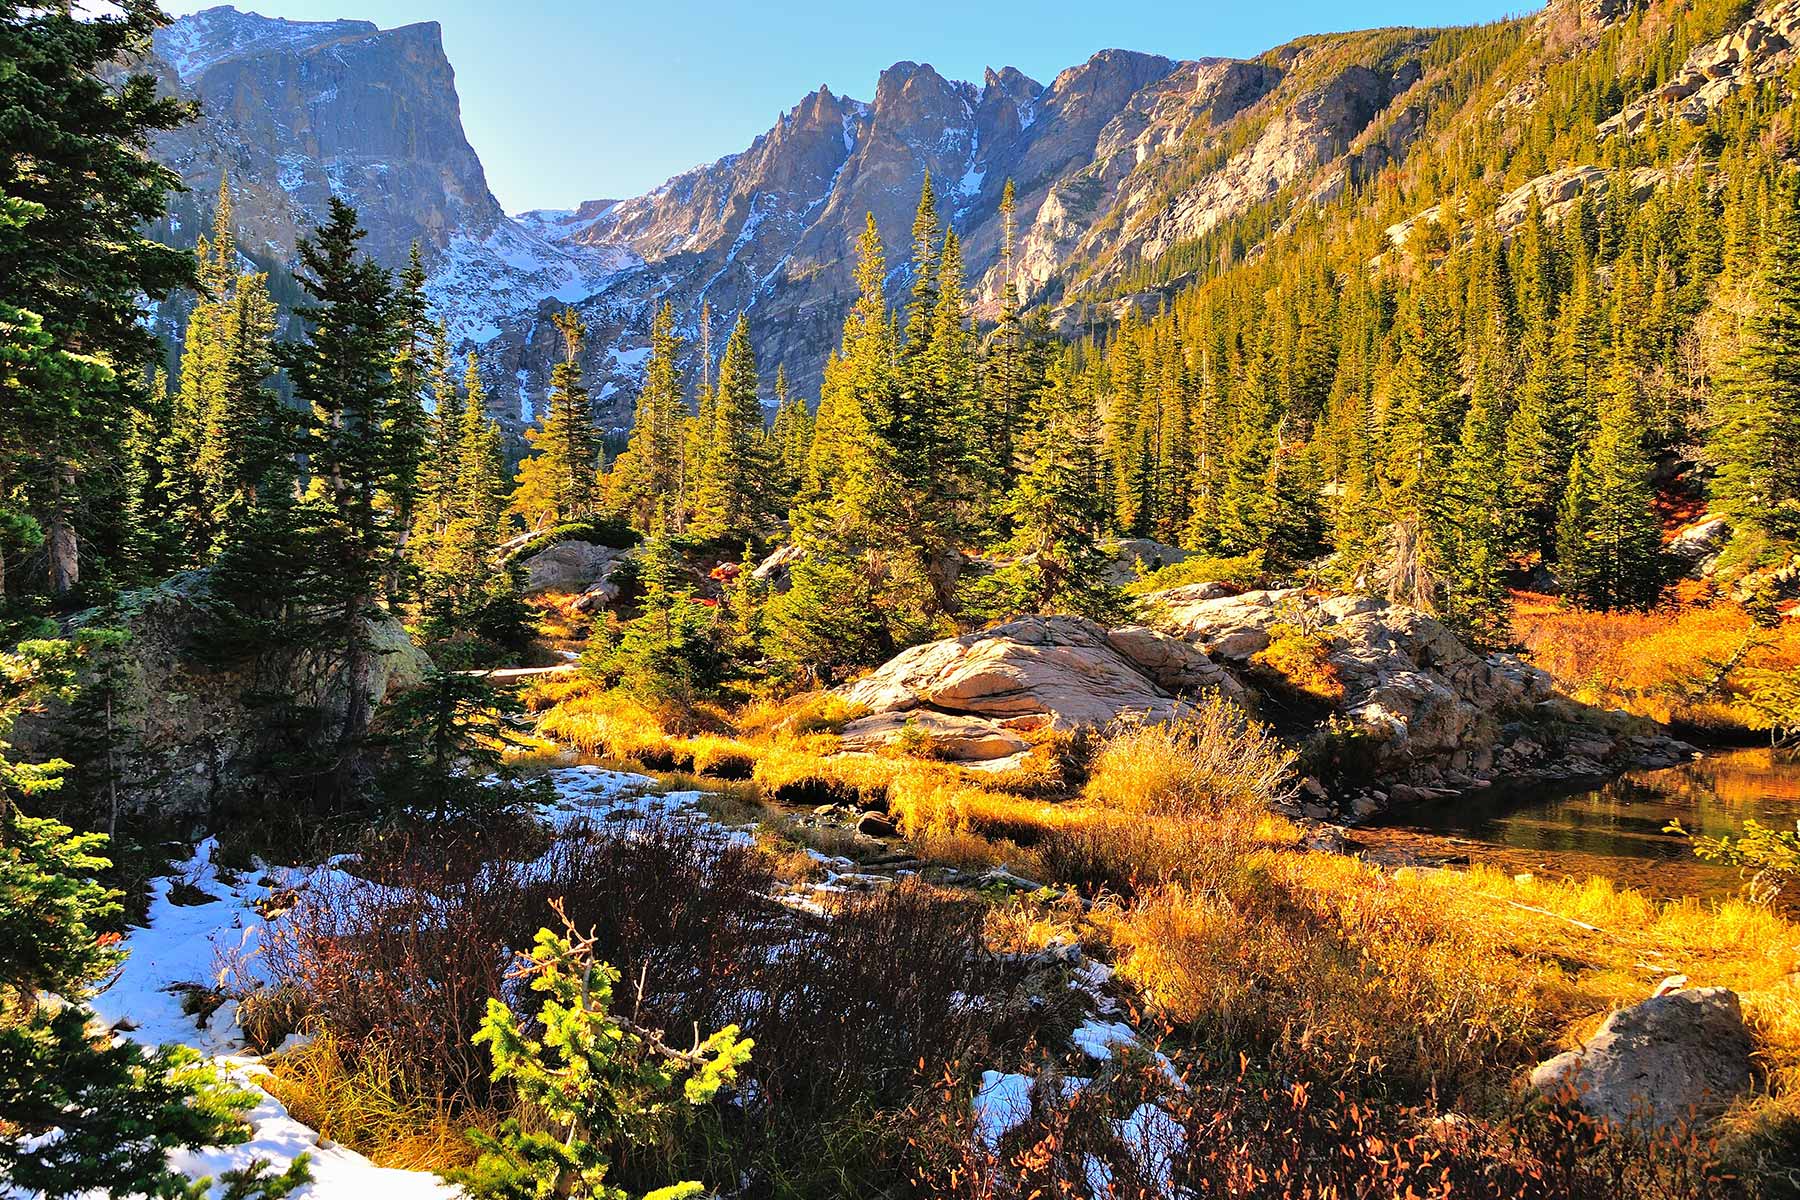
277, 199, 402, 804
1712, 176, 1800, 541
691, 314, 767, 542
609, 302, 686, 534
512, 308, 599, 529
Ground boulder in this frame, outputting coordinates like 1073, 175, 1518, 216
1530, 987, 1754, 1131
1140, 585, 1686, 803
839, 711, 1032, 761
751, 543, 806, 592
1103, 538, 1188, 586
569, 560, 628, 613
838, 615, 1236, 736
27, 571, 431, 819
520, 540, 628, 594
1667, 516, 1730, 578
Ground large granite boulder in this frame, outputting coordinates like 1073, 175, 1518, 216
1668, 515, 1730, 579
520, 540, 630, 594
21, 571, 430, 819
1530, 987, 1754, 1131
1142, 586, 1690, 800
834, 616, 1241, 758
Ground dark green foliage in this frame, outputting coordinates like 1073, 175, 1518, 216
1712, 176, 1800, 540
0, 1007, 265, 1200
377, 665, 542, 824
587, 539, 724, 702
0, 0, 193, 602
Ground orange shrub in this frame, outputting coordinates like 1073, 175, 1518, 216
1511, 591, 1800, 731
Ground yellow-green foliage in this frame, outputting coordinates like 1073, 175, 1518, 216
1125, 551, 1267, 596
1083, 695, 1297, 818
1250, 622, 1346, 703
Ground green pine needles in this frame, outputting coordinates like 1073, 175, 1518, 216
457, 905, 752, 1200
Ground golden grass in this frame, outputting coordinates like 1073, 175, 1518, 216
1512, 591, 1800, 731
1083, 697, 1297, 818
525, 666, 1800, 1167
264, 1028, 502, 1173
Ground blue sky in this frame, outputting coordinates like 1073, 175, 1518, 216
162, 1, 1535, 213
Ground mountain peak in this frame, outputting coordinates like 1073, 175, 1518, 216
153, 6, 378, 83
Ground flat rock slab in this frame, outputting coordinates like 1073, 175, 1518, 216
837, 615, 1238, 736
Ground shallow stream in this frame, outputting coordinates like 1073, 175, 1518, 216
1361, 746, 1800, 903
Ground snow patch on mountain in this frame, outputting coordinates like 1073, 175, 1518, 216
152, 7, 375, 84
426, 219, 642, 346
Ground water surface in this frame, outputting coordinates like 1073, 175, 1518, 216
1361, 747, 1800, 902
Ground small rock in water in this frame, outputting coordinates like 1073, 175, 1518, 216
857, 811, 899, 838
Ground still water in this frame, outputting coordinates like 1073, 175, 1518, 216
1362, 747, 1800, 902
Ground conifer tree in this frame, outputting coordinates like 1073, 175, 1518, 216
1558, 371, 1664, 610
277, 199, 401, 804
0, 0, 192, 598
1443, 336, 1513, 644
690, 313, 766, 541
1006, 359, 1124, 620
1712, 177, 1800, 541
609, 303, 686, 534
512, 308, 599, 530
384, 242, 432, 597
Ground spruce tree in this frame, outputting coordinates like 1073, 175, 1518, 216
277, 198, 401, 805
0, 0, 192, 599
1712, 176, 1800, 541
690, 313, 766, 542
512, 308, 599, 530
1006, 359, 1125, 621
609, 303, 685, 534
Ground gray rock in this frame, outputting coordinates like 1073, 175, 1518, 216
1530, 987, 1754, 1131
1668, 516, 1731, 578
839, 711, 1031, 762
520, 540, 628, 594
30, 570, 430, 819
837, 615, 1237, 734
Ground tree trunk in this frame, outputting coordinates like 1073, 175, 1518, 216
45, 463, 79, 597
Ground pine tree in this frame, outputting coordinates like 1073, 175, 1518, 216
0, 0, 192, 599
277, 198, 401, 805
1443, 335, 1513, 644
512, 308, 599, 530
384, 242, 432, 598
1006, 359, 1125, 620
608, 303, 686, 534
1712, 176, 1800, 541
690, 313, 766, 542
1558, 369, 1664, 610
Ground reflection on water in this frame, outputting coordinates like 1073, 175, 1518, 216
1363, 747, 1800, 902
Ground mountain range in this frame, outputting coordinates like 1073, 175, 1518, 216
133, 0, 1800, 431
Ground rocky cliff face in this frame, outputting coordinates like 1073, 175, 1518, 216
141, 6, 637, 361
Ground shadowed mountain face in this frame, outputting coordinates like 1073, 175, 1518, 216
150, 0, 1772, 432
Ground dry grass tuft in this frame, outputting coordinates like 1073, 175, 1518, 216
1082, 695, 1297, 819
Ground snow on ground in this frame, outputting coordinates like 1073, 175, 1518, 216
61, 764, 1173, 1196
63, 766, 685, 1199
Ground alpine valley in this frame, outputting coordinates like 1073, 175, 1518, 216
126, 1, 1621, 433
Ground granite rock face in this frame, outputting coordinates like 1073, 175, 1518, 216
16, 571, 429, 819
1143, 586, 1692, 803
836, 615, 1239, 742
